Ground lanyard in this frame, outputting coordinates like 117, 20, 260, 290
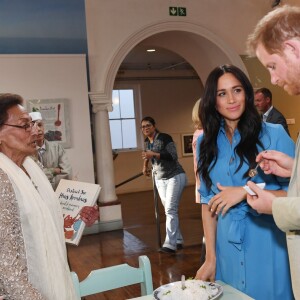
148, 131, 157, 150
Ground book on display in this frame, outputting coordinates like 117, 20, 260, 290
56, 179, 101, 245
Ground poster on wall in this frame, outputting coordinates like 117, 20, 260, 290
27, 98, 71, 148
181, 133, 193, 157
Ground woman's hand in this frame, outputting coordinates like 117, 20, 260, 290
195, 259, 216, 282
208, 183, 247, 216
142, 151, 159, 160
142, 166, 151, 177
80, 205, 99, 227
256, 150, 294, 177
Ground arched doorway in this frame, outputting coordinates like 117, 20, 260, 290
89, 20, 248, 234
108, 23, 247, 245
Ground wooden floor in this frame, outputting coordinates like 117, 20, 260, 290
67, 185, 204, 300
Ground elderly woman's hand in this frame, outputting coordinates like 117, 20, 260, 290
79, 205, 99, 226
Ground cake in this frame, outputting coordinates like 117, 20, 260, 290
153, 280, 222, 300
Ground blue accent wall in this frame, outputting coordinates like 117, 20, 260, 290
0, 0, 87, 54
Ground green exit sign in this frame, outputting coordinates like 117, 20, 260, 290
169, 7, 187, 17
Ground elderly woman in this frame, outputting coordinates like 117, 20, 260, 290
0, 94, 97, 299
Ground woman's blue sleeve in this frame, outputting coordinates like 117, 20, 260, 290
274, 125, 295, 158
261, 124, 295, 190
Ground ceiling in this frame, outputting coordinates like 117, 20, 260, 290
119, 43, 195, 71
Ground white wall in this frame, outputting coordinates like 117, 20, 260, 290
85, 0, 273, 93
0, 54, 95, 184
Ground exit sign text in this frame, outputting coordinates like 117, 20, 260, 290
169, 7, 187, 17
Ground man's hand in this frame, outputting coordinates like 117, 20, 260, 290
256, 150, 294, 177
246, 181, 275, 214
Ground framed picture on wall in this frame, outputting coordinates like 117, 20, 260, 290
181, 133, 193, 157
27, 98, 71, 148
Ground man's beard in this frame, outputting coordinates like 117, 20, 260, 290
284, 56, 300, 96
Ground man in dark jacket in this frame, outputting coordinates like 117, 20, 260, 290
254, 87, 290, 135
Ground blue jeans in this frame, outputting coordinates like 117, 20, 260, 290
155, 172, 187, 250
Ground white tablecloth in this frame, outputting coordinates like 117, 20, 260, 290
128, 280, 254, 300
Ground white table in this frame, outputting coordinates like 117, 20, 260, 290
128, 281, 254, 300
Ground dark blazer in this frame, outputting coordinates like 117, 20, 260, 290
266, 106, 290, 136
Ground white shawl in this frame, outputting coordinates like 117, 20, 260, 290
0, 153, 78, 300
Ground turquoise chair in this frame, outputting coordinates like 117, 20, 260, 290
71, 255, 153, 297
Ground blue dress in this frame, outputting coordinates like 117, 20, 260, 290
197, 122, 295, 300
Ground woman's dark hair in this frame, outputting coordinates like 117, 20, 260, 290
197, 64, 263, 189
141, 116, 160, 132
0, 93, 24, 127
141, 116, 156, 126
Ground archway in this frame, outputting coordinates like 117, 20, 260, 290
109, 22, 246, 243
104, 20, 247, 100
89, 20, 248, 234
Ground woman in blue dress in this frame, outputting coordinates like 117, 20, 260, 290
194, 64, 295, 299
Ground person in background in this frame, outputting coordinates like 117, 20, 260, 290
29, 111, 72, 190
141, 116, 187, 254
246, 5, 300, 298
192, 98, 203, 204
194, 64, 294, 300
191, 99, 206, 265
254, 87, 290, 135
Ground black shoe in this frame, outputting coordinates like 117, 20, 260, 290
158, 247, 176, 253
177, 243, 183, 250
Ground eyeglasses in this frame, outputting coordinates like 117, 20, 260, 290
3, 122, 36, 132
140, 124, 153, 129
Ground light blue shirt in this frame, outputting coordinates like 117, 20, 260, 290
263, 105, 273, 122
